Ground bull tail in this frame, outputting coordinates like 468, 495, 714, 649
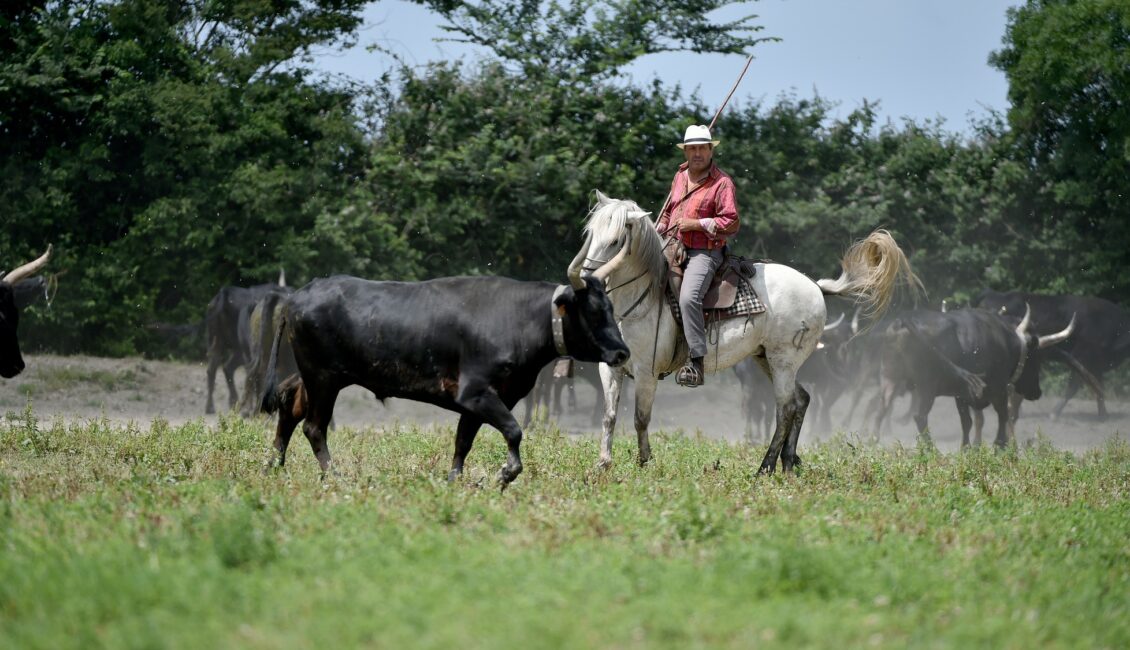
259, 316, 287, 414
899, 319, 987, 401
817, 230, 922, 322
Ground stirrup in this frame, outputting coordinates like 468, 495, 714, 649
675, 362, 704, 388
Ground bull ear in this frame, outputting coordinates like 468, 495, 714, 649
553, 285, 575, 308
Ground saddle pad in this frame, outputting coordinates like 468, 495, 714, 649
666, 276, 766, 324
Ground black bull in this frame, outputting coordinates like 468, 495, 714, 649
875, 308, 1073, 447
204, 283, 291, 413
260, 275, 630, 487
1, 247, 52, 379
977, 290, 1130, 419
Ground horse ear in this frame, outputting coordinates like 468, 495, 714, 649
593, 189, 610, 204
634, 210, 652, 219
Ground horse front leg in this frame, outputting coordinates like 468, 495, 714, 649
597, 363, 626, 469
633, 373, 659, 466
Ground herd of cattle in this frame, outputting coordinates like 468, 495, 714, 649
2, 244, 1129, 486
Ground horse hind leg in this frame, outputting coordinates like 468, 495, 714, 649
782, 383, 810, 471
758, 360, 805, 475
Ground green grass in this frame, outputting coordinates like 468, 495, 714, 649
0, 409, 1127, 649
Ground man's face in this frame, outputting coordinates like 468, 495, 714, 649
683, 143, 713, 174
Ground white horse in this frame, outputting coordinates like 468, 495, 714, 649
567, 191, 918, 474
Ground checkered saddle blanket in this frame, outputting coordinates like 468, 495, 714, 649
665, 258, 766, 323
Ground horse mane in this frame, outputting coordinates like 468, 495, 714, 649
583, 193, 668, 291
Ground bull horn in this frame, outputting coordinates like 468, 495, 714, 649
1038, 313, 1076, 349
2, 244, 52, 285
1014, 303, 1031, 338
850, 305, 861, 335
941, 299, 948, 313
592, 224, 634, 282
823, 313, 845, 332
278, 268, 286, 287
567, 231, 592, 290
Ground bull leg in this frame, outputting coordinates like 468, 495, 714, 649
205, 356, 220, 414
633, 373, 659, 467
265, 375, 307, 470
912, 393, 936, 443
449, 415, 483, 481
991, 394, 1010, 449
597, 363, 626, 468
552, 381, 565, 419
1006, 387, 1023, 445
781, 384, 810, 472
872, 378, 898, 438
955, 399, 973, 448
1044, 375, 1080, 422
456, 382, 525, 487
973, 408, 985, 446
222, 356, 240, 412
740, 383, 756, 445
301, 385, 340, 477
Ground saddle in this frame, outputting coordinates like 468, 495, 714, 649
658, 237, 767, 379
662, 236, 763, 314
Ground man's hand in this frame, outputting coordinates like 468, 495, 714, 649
677, 218, 703, 233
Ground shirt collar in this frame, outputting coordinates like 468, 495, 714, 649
677, 161, 720, 182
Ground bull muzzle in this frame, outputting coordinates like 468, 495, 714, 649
602, 346, 630, 368
1, 357, 25, 379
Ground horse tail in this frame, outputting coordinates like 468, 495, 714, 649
816, 229, 922, 320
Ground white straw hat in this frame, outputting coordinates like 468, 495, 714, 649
676, 124, 720, 149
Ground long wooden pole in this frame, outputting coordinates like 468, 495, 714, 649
657, 54, 755, 233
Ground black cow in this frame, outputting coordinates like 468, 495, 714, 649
0, 246, 52, 378
874, 307, 1073, 447
977, 290, 1129, 419
237, 291, 296, 417
204, 280, 291, 413
260, 274, 630, 487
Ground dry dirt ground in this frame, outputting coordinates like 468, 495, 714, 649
1, 354, 1125, 456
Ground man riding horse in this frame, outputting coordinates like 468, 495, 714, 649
654, 124, 739, 387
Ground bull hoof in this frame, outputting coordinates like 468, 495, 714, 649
497, 464, 523, 488
757, 464, 775, 476
597, 457, 613, 471
448, 469, 463, 483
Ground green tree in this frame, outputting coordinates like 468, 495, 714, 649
989, 0, 1130, 300
1, 0, 377, 355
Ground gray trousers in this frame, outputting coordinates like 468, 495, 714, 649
679, 248, 723, 359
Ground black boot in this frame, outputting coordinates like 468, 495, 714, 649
676, 356, 705, 388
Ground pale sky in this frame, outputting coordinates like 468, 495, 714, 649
311, 0, 1020, 132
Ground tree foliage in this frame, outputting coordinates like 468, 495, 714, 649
1, 0, 1127, 357
990, 0, 1130, 300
